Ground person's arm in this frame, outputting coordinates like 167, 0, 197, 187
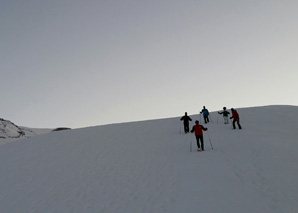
190, 126, 194, 133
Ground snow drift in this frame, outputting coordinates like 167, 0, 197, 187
0, 105, 297, 213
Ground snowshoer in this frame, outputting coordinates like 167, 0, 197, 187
180, 112, 192, 133
230, 108, 242, 129
200, 106, 209, 124
218, 107, 230, 124
191, 120, 208, 151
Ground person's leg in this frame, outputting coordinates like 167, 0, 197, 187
224, 116, 229, 124
199, 136, 204, 151
186, 123, 190, 132
233, 120, 236, 129
237, 120, 242, 129
196, 136, 201, 149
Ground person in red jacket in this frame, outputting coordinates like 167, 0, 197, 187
191, 120, 208, 151
230, 108, 242, 129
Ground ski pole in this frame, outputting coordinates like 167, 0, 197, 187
206, 131, 214, 150
209, 115, 213, 123
190, 122, 194, 152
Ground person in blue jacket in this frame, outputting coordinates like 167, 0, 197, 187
200, 106, 209, 124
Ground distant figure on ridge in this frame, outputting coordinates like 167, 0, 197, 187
180, 112, 192, 133
191, 120, 208, 151
200, 106, 209, 124
218, 107, 230, 124
230, 108, 242, 129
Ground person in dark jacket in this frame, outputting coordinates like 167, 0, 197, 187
200, 106, 209, 124
218, 107, 230, 124
191, 120, 208, 151
230, 108, 242, 129
180, 112, 192, 133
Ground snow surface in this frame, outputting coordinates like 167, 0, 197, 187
0, 105, 298, 213
0, 125, 52, 145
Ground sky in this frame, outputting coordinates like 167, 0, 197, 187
1, 0, 298, 128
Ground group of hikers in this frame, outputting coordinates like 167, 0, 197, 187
180, 106, 242, 152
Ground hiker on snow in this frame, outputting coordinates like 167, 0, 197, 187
191, 120, 208, 151
230, 108, 242, 129
180, 112, 192, 133
218, 107, 230, 124
200, 106, 209, 124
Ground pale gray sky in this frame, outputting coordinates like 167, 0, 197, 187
1, 0, 298, 128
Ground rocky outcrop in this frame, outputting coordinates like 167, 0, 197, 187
0, 118, 53, 139
52, 127, 71, 132
0, 118, 26, 139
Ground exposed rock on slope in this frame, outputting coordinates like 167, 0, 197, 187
0, 118, 52, 139
0, 118, 25, 139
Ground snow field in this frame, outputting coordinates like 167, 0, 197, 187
0, 105, 298, 213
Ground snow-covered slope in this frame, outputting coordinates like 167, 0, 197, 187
0, 105, 297, 213
0, 118, 52, 145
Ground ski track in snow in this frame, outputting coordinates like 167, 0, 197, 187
0, 105, 298, 213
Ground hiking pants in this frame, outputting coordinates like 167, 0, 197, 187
184, 123, 190, 133
233, 119, 242, 129
203, 115, 209, 124
224, 116, 229, 124
195, 135, 204, 150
